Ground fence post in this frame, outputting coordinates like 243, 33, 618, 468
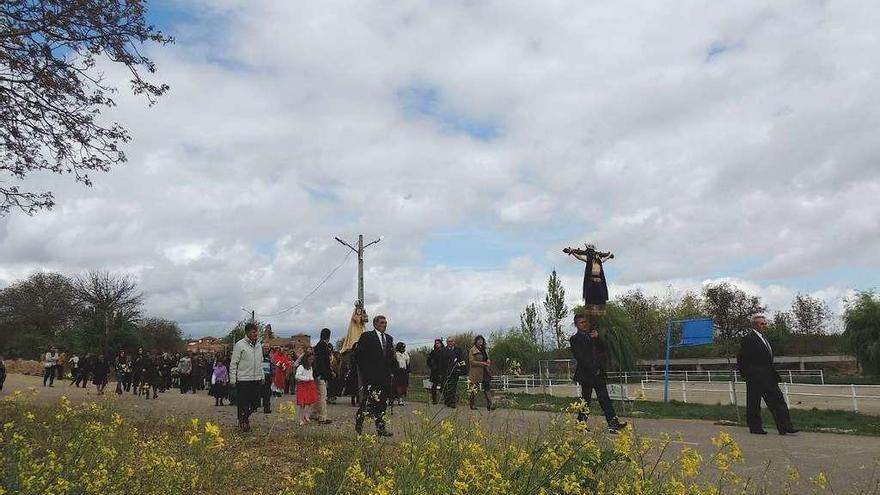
504, 376, 509, 391
728, 381, 735, 404
682, 381, 688, 403
733, 370, 738, 383
624, 372, 628, 384
820, 370, 825, 385
851, 384, 859, 412
548, 378, 553, 397
708, 370, 712, 382
782, 383, 790, 408
685, 370, 689, 382
788, 370, 793, 384
525, 377, 529, 394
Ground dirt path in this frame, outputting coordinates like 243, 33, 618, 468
4, 373, 879, 492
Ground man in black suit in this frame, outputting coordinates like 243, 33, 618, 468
440, 336, 465, 408
314, 328, 334, 424
353, 314, 394, 436
569, 314, 626, 433
736, 315, 798, 435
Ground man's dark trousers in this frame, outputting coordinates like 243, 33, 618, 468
261, 375, 272, 412
442, 373, 460, 406
745, 376, 792, 433
235, 380, 262, 426
356, 384, 389, 432
179, 373, 190, 393
577, 369, 616, 423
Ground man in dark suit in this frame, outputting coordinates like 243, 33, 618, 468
314, 328, 334, 424
737, 315, 798, 435
353, 314, 394, 436
440, 336, 466, 408
569, 314, 627, 433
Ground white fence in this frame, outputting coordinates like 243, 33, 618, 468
639, 380, 880, 413
486, 369, 825, 392
607, 369, 825, 384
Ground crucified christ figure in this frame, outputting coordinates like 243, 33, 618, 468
563, 243, 614, 316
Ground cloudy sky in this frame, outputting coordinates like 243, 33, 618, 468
2, 0, 878, 345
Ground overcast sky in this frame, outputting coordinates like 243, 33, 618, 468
2, 1, 878, 345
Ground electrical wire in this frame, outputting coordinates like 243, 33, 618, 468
255, 250, 354, 318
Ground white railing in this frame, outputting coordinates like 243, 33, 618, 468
639, 380, 880, 412
606, 369, 825, 384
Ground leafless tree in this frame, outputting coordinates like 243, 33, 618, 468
1, 0, 173, 215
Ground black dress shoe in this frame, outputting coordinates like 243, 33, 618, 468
780, 429, 799, 435
750, 429, 768, 435
377, 430, 393, 437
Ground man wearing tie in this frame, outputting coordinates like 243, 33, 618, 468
353, 314, 394, 436
737, 315, 798, 435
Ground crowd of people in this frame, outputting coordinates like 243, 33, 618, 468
23, 312, 648, 437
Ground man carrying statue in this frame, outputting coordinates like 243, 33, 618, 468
565, 243, 627, 433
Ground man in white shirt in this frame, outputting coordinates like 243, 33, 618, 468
230, 323, 263, 432
43, 346, 59, 387
736, 315, 798, 435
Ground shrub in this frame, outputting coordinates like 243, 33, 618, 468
1, 390, 226, 494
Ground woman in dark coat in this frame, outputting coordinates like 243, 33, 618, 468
139, 351, 160, 399
342, 343, 360, 407
92, 354, 110, 394
426, 339, 444, 405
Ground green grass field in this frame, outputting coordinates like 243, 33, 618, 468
405, 379, 880, 436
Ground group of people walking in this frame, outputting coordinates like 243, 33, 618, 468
425, 335, 494, 411
15, 312, 797, 440
231, 324, 339, 430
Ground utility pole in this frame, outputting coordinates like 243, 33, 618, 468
335, 234, 383, 308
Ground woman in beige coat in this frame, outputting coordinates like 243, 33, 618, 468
468, 335, 494, 411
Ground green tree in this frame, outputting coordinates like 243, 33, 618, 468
613, 289, 665, 359
139, 318, 184, 353
702, 282, 766, 345
519, 302, 544, 346
1, 0, 173, 215
765, 311, 793, 353
790, 294, 831, 335
489, 327, 541, 375
543, 269, 569, 350
573, 303, 639, 371
0, 272, 80, 357
74, 271, 143, 351
843, 291, 880, 376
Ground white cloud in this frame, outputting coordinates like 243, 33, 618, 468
1, 0, 878, 341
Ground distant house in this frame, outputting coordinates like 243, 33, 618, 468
264, 333, 312, 350
186, 336, 226, 354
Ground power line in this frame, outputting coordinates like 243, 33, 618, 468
255, 250, 354, 318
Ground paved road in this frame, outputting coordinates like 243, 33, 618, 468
4, 373, 879, 491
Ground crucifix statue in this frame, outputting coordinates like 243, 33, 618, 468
563, 243, 614, 317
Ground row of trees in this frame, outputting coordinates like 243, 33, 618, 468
521, 275, 840, 359
423, 274, 872, 377
0, 272, 184, 359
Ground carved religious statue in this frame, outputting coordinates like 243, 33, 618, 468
563, 243, 614, 316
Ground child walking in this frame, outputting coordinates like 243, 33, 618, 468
211, 359, 229, 406
295, 350, 318, 425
